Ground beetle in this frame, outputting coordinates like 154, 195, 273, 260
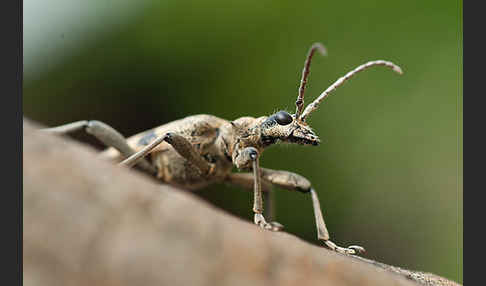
41, 42, 403, 255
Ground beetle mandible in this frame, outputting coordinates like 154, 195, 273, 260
41, 42, 403, 255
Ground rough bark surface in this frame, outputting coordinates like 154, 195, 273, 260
23, 118, 460, 286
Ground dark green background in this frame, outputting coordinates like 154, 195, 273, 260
24, 0, 462, 282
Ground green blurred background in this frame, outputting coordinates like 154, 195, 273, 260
23, 0, 463, 282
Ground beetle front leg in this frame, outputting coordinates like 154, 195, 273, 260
253, 158, 283, 231
259, 168, 365, 255
224, 173, 275, 222
237, 147, 283, 232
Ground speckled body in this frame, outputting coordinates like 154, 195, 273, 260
101, 114, 270, 190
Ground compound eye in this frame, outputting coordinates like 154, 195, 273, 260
275, 111, 293, 125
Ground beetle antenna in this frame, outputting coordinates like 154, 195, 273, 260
300, 60, 403, 122
295, 42, 327, 120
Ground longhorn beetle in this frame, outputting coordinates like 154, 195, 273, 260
41, 42, 403, 255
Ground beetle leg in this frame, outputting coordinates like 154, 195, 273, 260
40, 120, 155, 174
257, 167, 366, 256
234, 147, 283, 232
120, 132, 215, 177
40, 120, 89, 133
225, 173, 276, 223
262, 187, 276, 224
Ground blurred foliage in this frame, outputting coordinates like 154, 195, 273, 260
23, 0, 462, 282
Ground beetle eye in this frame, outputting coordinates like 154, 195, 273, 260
275, 111, 293, 125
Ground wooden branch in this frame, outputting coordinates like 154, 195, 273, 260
23, 118, 460, 286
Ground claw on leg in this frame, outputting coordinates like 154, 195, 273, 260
269, 221, 284, 231
323, 240, 366, 255
254, 214, 284, 232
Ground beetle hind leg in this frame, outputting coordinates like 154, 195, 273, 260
40, 120, 156, 174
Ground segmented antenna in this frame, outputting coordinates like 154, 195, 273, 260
300, 60, 403, 121
295, 42, 327, 120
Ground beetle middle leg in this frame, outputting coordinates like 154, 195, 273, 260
120, 132, 215, 177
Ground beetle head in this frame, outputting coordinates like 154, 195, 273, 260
230, 112, 319, 170
259, 110, 319, 147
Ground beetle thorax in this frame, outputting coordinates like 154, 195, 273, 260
226, 111, 320, 170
